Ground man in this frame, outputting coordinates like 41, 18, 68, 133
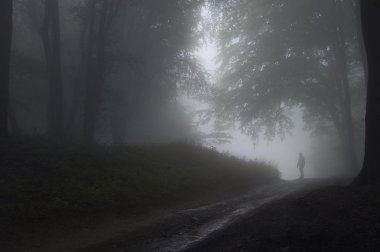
297, 152, 305, 179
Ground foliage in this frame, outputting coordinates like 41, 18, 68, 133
0, 135, 278, 226
210, 0, 364, 141
10, 0, 209, 143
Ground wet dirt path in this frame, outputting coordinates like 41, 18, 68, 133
83, 179, 329, 252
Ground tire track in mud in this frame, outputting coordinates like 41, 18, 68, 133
84, 180, 327, 252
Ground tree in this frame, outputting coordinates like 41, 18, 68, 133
0, 0, 13, 137
354, 0, 380, 185
41, 0, 64, 137
10, 0, 206, 142
212, 0, 364, 173
324, 0, 361, 172
25, 0, 64, 137
65, 0, 205, 143
82, 0, 122, 142
106, 0, 206, 144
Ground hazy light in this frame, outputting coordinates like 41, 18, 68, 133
215, 112, 313, 180
195, 41, 218, 74
190, 7, 314, 180
192, 39, 312, 180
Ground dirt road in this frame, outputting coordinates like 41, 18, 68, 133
82, 179, 331, 252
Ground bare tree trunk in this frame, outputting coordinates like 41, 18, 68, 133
82, 0, 121, 143
0, 0, 12, 137
65, 65, 84, 134
83, 0, 108, 142
354, 0, 380, 185
328, 0, 358, 173
65, 15, 88, 134
110, 5, 156, 144
337, 45, 358, 173
348, 0, 368, 77
41, 0, 64, 137
110, 101, 130, 144
8, 104, 20, 134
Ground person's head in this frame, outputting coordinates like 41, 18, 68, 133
299, 152, 303, 157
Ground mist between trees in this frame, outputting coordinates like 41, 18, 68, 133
2, 0, 374, 179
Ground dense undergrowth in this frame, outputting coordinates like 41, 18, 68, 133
0, 136, 278, 229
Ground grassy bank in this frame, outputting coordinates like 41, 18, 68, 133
0, 136, 278, 234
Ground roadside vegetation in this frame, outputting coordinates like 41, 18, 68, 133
0, 135, 278, 240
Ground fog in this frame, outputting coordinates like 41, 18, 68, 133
190, 44, 313, 180
190, 2, 365, 179
4, 0, 380, 250
6, 0, 366, 178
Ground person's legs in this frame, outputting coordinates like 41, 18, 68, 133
300, 168, 304, 179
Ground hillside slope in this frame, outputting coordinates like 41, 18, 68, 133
0, 136, 278, 248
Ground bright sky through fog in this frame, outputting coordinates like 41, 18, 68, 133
189, 5, 314, 180
195, 41, 218, 74
192, 41, 313, 180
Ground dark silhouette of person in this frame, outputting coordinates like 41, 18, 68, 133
297, 152, 305, 179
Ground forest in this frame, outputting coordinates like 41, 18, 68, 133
0, 0, 379, 251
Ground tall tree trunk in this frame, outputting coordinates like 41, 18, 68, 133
329, 0, 358, 173
354, 0, 380, 185
82, 0, 121, 143
110, 100, 130, 144
0, 0, 13, 137
65, 15, 88, 134
348, 0, 368, 78
83, 0, 109, 142
338, 47, 358, 173
41, 0, 64, 137
8, 104, 20, 134
111, 6, 156, 144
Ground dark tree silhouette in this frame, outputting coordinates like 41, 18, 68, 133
355, 0, 380, 185
41, 0, 64, 137
324, 0, 358, 171
0, 0, 13, 137
82, 0, 122, 143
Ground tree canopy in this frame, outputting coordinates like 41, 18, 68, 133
211, 0, 365, 172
